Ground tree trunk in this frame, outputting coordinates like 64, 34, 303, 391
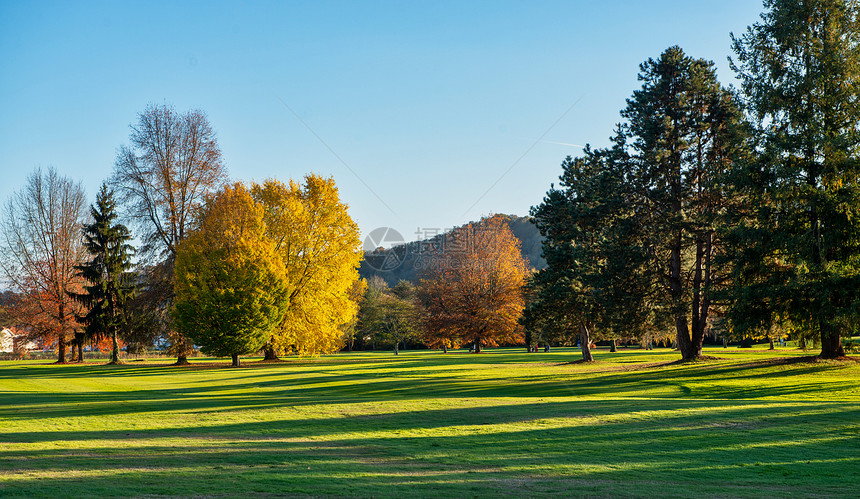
263, 342, 279, 361
231, 354, 240, 367
723, 336, 728, 348
474, 340, 482, 353
676, 316, 703, 360
442, 345, 447, 354
394, 342, 398, 355
70, 336, 80, 362
175, 337, 190, 364
669, 226, 699, 360
691, 236, 704, 341
110, 330, 120, 364
56, 304, 69, 363
57, 332, 67, 363
579, 323, 594, 362
688, 232, 711, 360
768, 337, 775, 350
819, 326, 845, 359
609, 339, 617, 353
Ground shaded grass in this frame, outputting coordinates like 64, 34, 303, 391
0, 347, 858, 497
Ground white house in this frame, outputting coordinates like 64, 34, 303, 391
1, 328, 15, 353
0, 328, 37, 353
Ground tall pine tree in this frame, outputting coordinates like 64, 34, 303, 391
527, 142, 650, 361
74, 184, 136, 364
530, 48, 743, 361
728, 0, 860, 358
621, 47, 744, 360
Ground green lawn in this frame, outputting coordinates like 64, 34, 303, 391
1, 346, 858, 498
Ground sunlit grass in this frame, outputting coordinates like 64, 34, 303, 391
1, 346, 858, 497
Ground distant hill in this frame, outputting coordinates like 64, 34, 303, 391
359, 214, 545, 286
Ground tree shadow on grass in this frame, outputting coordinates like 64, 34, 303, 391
0, 364, 853, 424
3, 350, 859, 496
0, 377, 581, 421
1, 398, 858, 497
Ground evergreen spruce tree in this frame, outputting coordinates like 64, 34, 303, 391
728, 0, 860, 358
73, 184, 136, 364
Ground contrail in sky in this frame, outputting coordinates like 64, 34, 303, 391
517, 137, 585, 148
539, 140, 585, 148
462, 95, 585, 217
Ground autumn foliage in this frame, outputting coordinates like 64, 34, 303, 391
0, 168, 88, 363
171, 176, 363, 364
173, 183, 288, 366
252, 175, 363, 357
417, 215, 528, 352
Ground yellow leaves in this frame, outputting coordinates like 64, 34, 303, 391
173, 182, 289, 358
173, 175, 362, 358
251, 174, 363, 357
193, 183, 266, 252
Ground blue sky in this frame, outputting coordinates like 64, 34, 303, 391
1, 0, 763, 245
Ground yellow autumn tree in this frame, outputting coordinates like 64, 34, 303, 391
172, 183, 288, 367
251, 175, 363, 357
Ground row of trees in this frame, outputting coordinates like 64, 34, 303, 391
5, 1, 857, 364
0, 104, 365, 365
527, 0, 860, 361
0, 101, 532, 365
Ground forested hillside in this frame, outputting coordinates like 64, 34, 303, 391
359, 215, 544, 285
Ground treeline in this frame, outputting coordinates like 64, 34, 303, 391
527, 0, 860, 361
3, 0, 859, 364
358, 0, 860, 361
0, 105, 533, 365
0, 105, 364, 366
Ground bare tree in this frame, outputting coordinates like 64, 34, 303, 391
111, 103, 227, 364
0, 167, 88, 363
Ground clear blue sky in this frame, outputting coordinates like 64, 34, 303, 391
1, 0, 763, 245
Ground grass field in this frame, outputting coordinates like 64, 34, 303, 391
1, 346, 858, 498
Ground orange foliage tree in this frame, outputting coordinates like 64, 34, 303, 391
417, 215, 529, 352
0, 167, 88, 362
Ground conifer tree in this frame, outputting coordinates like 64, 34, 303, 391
621, 47, 743, 360
532, 47, 743, 361
527, 144, 643, 361
73, 184, 136, 364
728, 0, 860, 358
